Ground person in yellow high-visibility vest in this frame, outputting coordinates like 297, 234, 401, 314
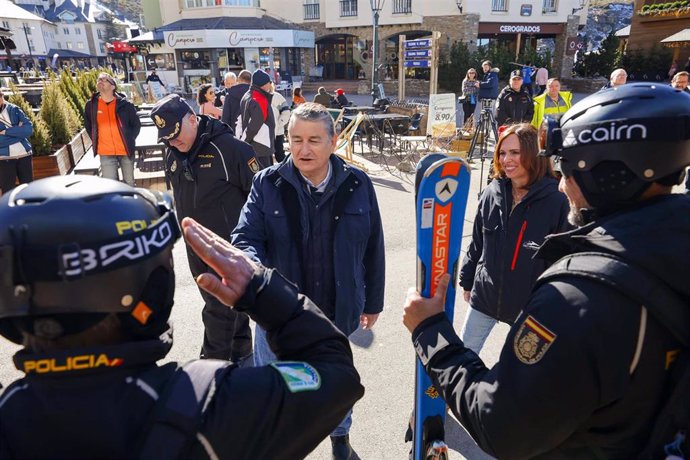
531, 78, 572, 128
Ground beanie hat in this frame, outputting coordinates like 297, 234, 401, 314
252, 69, 271, 87
336, 88, 344, 96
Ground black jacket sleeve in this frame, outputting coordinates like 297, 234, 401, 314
221, 97, 233, 127
221, 136, 256, 193
459, 194, 486, 291
495, 91, 508, 126
84, 100, 93, 141
412, 277, 642, 459
195, 268, 364, 460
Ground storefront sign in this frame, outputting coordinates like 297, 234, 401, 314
478, 23, 564, 35
427, 94, 457, 139
404, 49, 432, 58
110, 41, 138, 53
404, 39, 431, 49
404, 60, 430, 68
566, 36, 583, 55
164, 29, 315, 49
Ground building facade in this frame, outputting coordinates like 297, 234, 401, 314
13, 0, 132, 69
1, 0, 56, 70
260, 0, 588, 82
138, 0, 315, 91
626, 0, 690, 66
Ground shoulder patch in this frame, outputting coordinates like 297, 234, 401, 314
248, 157, 260, 174
270, 361, 321, 393
513, 315, 557, 365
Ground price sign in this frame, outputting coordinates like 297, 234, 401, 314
427, 93, 457, 138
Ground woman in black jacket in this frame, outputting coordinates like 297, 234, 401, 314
458, 123, 570, 353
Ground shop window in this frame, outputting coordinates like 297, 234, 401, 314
304, 1, 320, 20
99, 43, 105, 53
66, 42, 73, 49
542, 0, 557, 13
340, 0, 357, 17
393, 0, 412, 14
77, 42, 84, 49
492, 0, 508, 12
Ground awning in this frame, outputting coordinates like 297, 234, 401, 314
615, 25, 630, 38
661, 28, 690, 44
47, 48, 94, 58
127, 31, 164, 44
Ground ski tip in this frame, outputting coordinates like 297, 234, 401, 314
422, 156, 471, 180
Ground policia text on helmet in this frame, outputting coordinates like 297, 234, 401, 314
0, 176, 180, 346
538, 83, 690, 213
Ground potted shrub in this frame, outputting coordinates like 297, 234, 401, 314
32, 80, 82, 178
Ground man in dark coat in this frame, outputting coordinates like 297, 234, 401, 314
151, 94, 259, 363
478, 60, 499, 101
495, 70, 534, 126
238, 69, 275, 169
232, 102, 385, 460
403, 83, 690, 458
221, 69, 250, 131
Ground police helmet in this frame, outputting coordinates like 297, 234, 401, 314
0, 176, 180, 344
540, 83, 690, 208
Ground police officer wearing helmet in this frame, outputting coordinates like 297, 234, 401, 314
151, 94, 259, 363
402, 83, 690, 457
0, 176, 363, 459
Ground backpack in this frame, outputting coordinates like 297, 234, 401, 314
138, 359, 235, 460
536, 252, 690, 460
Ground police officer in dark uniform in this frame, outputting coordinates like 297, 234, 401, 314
0, 176, 364, 459
151, 94, 260, 363
495, 69, 534, 127
403, 83, 690, 458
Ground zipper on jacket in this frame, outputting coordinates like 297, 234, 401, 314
511, 220, 528, 271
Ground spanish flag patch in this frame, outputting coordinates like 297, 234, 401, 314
513, 315, 557, 365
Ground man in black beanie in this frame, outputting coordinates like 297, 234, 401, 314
238, 69, 276, 169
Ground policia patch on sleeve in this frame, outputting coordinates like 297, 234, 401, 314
270, 361, 321, 393
248, 157, 260, 174
514, 316, 557, 365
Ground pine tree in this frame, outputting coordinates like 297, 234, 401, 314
7, 84, 52, 156
40, 81, 79, 146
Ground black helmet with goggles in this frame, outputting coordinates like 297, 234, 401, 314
0, 177, 180, 344
538, 83, 690, 208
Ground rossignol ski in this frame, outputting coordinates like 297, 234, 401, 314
412, 154, 470, 460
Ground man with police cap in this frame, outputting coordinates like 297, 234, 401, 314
403, 83, 690, 457
495, 69, 534, 127
0, 176, 364, 459
151, 94, 259, 363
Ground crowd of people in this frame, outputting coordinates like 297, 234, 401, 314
0, 58, 689, 460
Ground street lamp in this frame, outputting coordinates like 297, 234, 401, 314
370, 0, 385, 103
20, 24, 35, 68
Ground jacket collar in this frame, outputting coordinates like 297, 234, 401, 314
273, 154, 353, 191
14, 326, 173, 378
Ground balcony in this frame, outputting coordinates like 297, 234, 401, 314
340, 0, 358, 17
542, 0, 557, 13
393, 0, 412, 14
492, 0, 508, 12
304, 2, 320, 20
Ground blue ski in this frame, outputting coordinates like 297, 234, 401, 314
413, 155, 471, 460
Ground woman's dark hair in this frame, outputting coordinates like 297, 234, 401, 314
293, 87, 302, 97
196, 84, 213, 105
492, 123, 555, 185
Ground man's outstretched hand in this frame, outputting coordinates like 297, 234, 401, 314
402, 274, 450, 333
182, 217, 258, 307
